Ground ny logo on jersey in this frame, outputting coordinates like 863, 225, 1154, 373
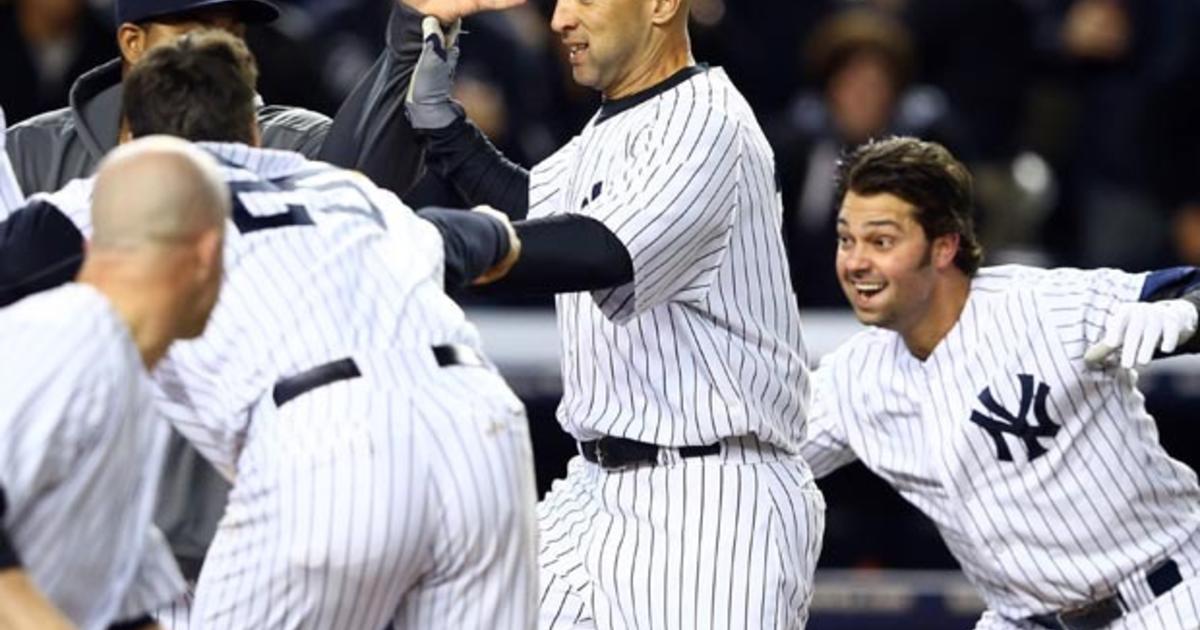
969, 374, 1060, 462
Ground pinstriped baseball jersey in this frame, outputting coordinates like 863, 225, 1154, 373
801, 264, 1200, 620
0, 107, 23, 216
527, 66, 809, 449
0, 283, 185, 629
37, 143, 538, 629
39, 143, 477, 477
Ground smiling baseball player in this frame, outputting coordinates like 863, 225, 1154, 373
802, 136, 1200, 630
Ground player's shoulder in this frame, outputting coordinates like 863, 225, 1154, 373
257, 104, 331, 135
972, 264, 1144, 302
0, 285, 135, 384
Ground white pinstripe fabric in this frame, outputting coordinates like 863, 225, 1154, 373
191, 349, 537, 630
0, 284, 184, 629
38, 143, 538, 627
528, 68, 821, 629
538, 453, 824, 630
0, 106, 24, 217
802, 264, 1200, 625
527, 67, 809, 450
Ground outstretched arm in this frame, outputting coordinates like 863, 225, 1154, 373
1085, 267, 1200, 369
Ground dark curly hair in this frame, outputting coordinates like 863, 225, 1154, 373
836, 136, 984, 275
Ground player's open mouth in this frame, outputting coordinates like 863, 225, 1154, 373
853, 281, 885, 297
567, 43, 588, 62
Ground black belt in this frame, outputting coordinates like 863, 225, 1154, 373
579, 436, 721, 470
272, 344, 484, 407
1027, 558, 1183, 630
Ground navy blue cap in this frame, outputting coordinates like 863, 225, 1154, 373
116, 0, 280, 25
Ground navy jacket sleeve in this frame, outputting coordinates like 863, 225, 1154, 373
418, 118, 530, 219
0, 200, 84, 308
316, 3, 428, 197
416, 207, 510, 290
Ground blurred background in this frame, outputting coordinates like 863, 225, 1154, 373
4, 0, 1200, 626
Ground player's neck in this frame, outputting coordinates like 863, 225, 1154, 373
604, 38, 694, 100
900, 271, 971, 361
77, 262, 175, 370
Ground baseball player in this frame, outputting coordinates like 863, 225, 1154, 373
0, 106, 23, 217
0, 136, 228, 630
801, 136, 1200, 629
15, 30, 537, 629
406, 1, 825, 628
3, 0, 452, 576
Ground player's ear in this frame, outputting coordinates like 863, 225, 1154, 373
650, 0, 685, 25
931, 233, 960, 271
192, 227, 224, 285
117, 23, 149, 65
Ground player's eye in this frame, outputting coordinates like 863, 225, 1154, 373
836, 235, 853, 249
873, 237, 894, 250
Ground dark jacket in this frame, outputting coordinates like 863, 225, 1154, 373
5, 3, 427, 198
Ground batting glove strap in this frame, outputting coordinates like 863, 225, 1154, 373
405, 16, 466, 130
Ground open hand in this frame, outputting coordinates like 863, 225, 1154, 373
402, 0, 526, 24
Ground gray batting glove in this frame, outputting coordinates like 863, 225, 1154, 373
405, 17, 465, 131
1084, 299, 1199, 369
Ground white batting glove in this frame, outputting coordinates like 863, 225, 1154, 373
405, 17, 464, 130
1084, 299, 1199, 369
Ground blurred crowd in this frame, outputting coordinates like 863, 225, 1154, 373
3, 0, 1200, 309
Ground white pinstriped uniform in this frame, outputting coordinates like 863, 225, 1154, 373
0, 107, 24, 216
528, 67, 824, 629
41, 143, 538, 630
0, 284, 185, 629
801, 265, 1200, 629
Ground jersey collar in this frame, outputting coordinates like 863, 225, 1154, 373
596, 65, 708, 125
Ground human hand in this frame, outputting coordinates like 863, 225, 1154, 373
402, 0, 526, 25
471, 205, 521, 285
1084, 299, 1199, 369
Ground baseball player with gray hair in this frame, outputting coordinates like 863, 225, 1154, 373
0, 135, 228, 630
802, 136, 1200, 630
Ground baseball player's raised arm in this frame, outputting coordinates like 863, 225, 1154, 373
406, 16, 531, 218
417, 118, 530, 218
799, 363, 859, 479
315, 3, 427, 196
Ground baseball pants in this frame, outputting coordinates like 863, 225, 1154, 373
537, 440, 825, 630
189, 347, 539, 629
